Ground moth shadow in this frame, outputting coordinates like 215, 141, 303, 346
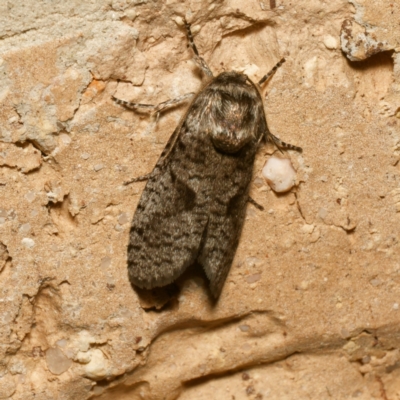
131, 262, 218, 311
132, 283, 180, 312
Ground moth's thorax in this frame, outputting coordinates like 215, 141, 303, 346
210, 71, 257, 98
195, 71, 264, 154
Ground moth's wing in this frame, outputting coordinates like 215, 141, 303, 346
196, 82, 266, 298
127, 125, 209, 289
197, 155, 254, 298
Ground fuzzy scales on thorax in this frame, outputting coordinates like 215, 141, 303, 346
189, 72, 266, 153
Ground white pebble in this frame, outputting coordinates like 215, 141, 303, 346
19, 223, 31, 234
174, 16, 184, 26
245, 273, 261, 283
45, 347, 72, 375
262, 157, 296, 193
118, 212, 129, 225
125, 9, 136, 20
59, 134, 71, 145
370, 278, 380, 287
100, 257, 112, 270
56, 339, 68, 348
301, 224, 315, 234
114, 224, 123, 232
191, 25, 201, 34
84, 349, 109, 379
22, 238, 35, 248
94, 164, 104, 171
318, 208, 328, 219
25, 191, 36, 202
242, 63, 260, 77
76, 351, 92, 364
323, 35, 338, 50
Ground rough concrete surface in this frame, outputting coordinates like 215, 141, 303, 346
1, 0, 400, 399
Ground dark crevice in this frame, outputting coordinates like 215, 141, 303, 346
346, 50, 394, 71
221, 20, 273, 39
0, 164, 17, 171
0, 241, 12, 275
45, 194, 78, 236
343, 225, 356, 234
293, 190, 306, 222
0, 27, 38, 41
151, 309, 277, 346
18, 138, 47, 158
183, 349, 300, 389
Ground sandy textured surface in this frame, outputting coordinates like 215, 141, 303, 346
1, 0, 400, 399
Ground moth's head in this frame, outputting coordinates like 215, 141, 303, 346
214, 71, 252, 86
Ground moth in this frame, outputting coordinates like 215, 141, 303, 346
113, 19, 301, 298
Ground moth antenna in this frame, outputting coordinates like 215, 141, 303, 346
258, 58, 286, 86
182, 18, 213, 77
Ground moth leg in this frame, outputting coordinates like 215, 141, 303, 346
112, 96, 153, 111
259, 59, 301, 152
124, 173, 152, 186
248, 196, 264, 211
155, 93, 194, 112
113, 93, 195, 137
183, 18, 213, 78
258, 58, 286, 86
269, 133, 302, 152
112, 93, 194, 114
